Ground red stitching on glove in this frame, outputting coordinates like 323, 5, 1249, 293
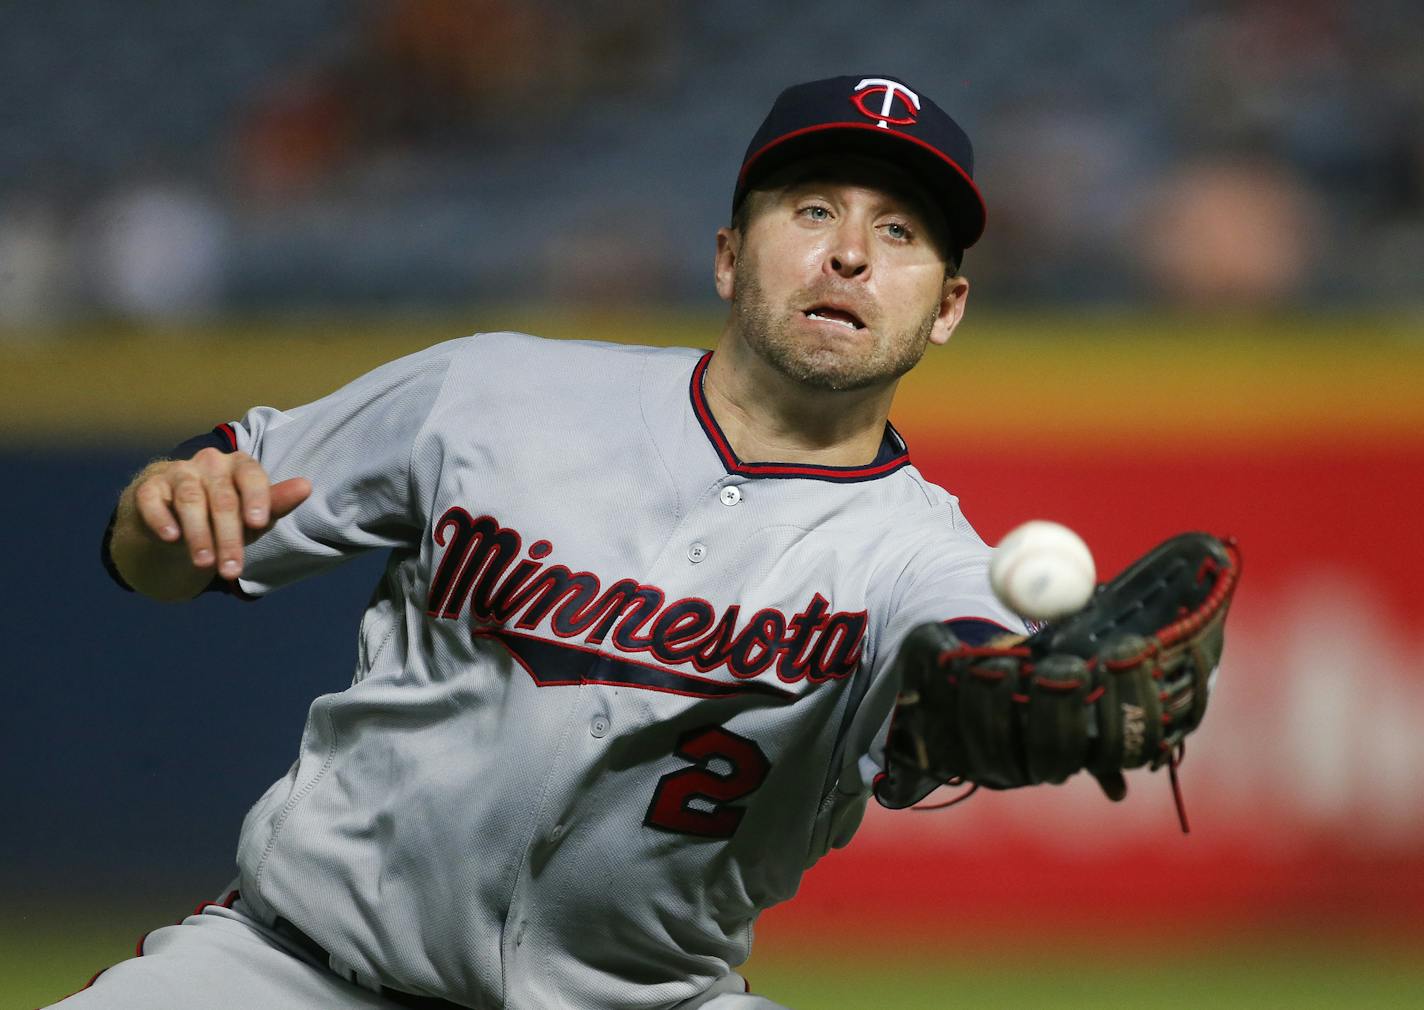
943, 645, 1032, 661
1157, 541, 1241, 649
1105, 647, 1156, 671
1033, 677, 1085, 692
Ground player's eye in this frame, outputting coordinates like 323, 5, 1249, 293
799, 204, 832, 222
882, 221, 914, 242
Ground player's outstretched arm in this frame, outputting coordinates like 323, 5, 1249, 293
109, 447, 311, 602
875, 533, 1240, 823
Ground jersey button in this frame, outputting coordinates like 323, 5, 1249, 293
550, 823, 566, 842
590, 715, 610, 738
687, 542, 707, 563
719, 486, 742, 506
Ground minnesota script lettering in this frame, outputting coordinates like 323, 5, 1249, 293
426, 508, 866, 683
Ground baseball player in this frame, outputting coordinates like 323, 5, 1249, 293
66, 74, 1235, 1010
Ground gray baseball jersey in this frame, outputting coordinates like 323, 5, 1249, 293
209, 332, 1021, 1009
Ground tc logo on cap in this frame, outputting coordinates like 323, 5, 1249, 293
850, 78, 921, 129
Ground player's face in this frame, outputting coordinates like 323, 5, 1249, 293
715, 157, 969, 393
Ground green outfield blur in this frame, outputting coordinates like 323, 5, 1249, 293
741, 950, 1424, 1010
6, 907, 1422, 1010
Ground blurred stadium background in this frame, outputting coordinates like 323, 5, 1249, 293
3, 1, 1422, 1007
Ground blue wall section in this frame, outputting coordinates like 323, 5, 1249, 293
4, 449, 387, 900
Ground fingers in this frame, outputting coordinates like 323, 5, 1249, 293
205, 459, 248, 580
133, 472, 181, 543
233, 454, 274, 529
135, 449, 305, 581
268, 477, 313, 522
169, 459, 219, 570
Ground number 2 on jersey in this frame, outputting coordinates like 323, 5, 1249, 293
644, 726, 771, 839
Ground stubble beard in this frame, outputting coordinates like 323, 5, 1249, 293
731, 255, 939, 393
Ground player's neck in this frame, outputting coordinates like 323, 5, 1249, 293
702, 337, 898, 467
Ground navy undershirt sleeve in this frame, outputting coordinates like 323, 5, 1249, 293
939, 616, 1016, 645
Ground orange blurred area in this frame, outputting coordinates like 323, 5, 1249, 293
5, 311, 1424, 446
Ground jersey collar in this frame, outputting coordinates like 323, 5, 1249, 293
689, 351, 912, 483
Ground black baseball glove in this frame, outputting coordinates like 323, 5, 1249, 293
875, 532, 1241, 831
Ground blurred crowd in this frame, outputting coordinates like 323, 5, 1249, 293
0, 0, 1420, 328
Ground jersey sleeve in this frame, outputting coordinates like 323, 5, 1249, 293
222, 337, 465, 596
815, 542, 1028, 850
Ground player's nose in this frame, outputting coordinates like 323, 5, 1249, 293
825, 225, 869, 280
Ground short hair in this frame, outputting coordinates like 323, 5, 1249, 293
730, 194, 753, 236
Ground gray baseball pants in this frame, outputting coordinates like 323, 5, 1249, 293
47, 891, 789, 1010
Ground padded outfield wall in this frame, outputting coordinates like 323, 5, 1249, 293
4, 313, 1422, 994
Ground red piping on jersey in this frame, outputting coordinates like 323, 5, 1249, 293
216, 422, 238, 450
192, 889, 241, 916
688, 353, 912, 481
76, 889, 241, 997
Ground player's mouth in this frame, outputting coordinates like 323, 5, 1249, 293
803, 304, 866, 331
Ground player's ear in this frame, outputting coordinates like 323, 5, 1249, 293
714, 226, 740, 303
928, 273, 969, 346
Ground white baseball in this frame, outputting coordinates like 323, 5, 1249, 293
989, 520, 1097, 620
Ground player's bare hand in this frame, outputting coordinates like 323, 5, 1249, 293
132, 448, 312, 580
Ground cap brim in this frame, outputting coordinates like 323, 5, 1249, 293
734, 122, 986, 250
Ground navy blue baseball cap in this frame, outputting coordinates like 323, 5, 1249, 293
733, 75, 986, 254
